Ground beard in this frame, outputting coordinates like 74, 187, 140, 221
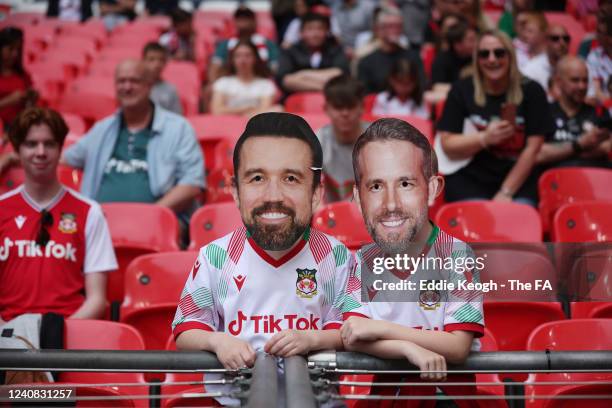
244, 201, 310, 251
364, 209, 426, 256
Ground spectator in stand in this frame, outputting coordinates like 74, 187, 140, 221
395, 0, 432, 48
282, 0, 341, 49
47, 0, 93, 22
271, 0, 296, 42
498, 0, 535, 39
522, 24, 570, 94
159, 8, 195, 62
425, 0, 492, 45
210, 40, 281, 117
0, 27, 37, 131
209, 6, 280, 83
277, 12, 349, 95
514, 11, 547, 69
538, 56, 610, 168
317, 74, 369, 203
99, 0, 137, 31
331, 0, 376, 56
357, 6, 425, 94
437, 30, 553, 206
142, 42, 183, 115
63, 60, 205, 226
431, 17, 477, 95
586, 8, 612, 105
372, 58, 429, 119
145, 0, 179, 16
0, 107, 117, 324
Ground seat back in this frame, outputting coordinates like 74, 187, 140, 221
285, 92, 325, 114
312, 201, 372, 250
121, 252, 198, 349
538, 167, 612, 232
204, 166, 234, 204
553, 201, 612, 242
436, 201, 542, 242
189, 202, 242, 250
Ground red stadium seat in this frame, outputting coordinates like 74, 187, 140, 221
101, 203, 180, 305
366, 114, 434, 144
189, 202, 242, 250
98, 46, 142, 62
0, 165, 81, 193
61, 112, 87, 135
484, 302, 565, 351
435, 201, 543, 242
204, 166, 235, 204
312, 201, 372, 250
187, 115, 246, 171
300, 113, 330, 133
538, 167, 612, 233
420, 43, 436, 79
58, 76, 117, 126
49, 36, 99, 61
61, 319, 148, 407
552, 201, 612, 243
59, 21, 107, 48
121, 252, 198, 350
163, 61, 201, 115
571, 301, 609, 319
525, 319, 612, 408
285, 92, 326, 114
36, 51, 89, 80
588, 302, 612, 318
57, 164, 82, 190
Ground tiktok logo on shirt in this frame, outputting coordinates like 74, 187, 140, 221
0, 237, 77, 262
227, 310, 321, 335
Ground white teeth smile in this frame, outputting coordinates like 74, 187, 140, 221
381, 219, 405, 227
260, 212, 288, 219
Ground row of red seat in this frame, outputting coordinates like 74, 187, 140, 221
39, 317, 612, 407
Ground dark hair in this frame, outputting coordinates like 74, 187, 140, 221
446, 16, 472, 47
0, 26, 25, 74
323, 74, 365, 108
142, 42, 167, 57
300, 12, 330, 29
9, 107, 69, 151
352, 118, 436, 186
234, 6, 256, 20
222, 40, 271, 78
170, 8, 192, 25
386, 58, 423, 106
233, 112, 323, 189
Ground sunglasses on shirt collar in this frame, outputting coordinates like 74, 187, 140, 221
36, 209, 53, 247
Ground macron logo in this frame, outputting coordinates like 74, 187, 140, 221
14, 215, 26, 230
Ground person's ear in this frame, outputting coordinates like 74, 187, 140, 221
352, 184, 363, 216
427, 174, 444, 207
231, 176, 240, 207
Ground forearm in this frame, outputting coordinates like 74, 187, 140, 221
0, 95, 18, 109
345, 339, 411, 360
306, 329, 343, 352
580, 140, 611, 158
536, 142, 574, 164
176, 329, 228, 352
282, 72, 324, 92
69, 294, 106, 319
439, 132, 485, 160
374, 322, 472, 363
157, 184, 200, 212
500, 140, 542, 195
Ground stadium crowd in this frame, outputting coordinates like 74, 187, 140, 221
0, 0, 611, 405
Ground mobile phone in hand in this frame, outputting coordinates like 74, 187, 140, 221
501, 103, 517, 127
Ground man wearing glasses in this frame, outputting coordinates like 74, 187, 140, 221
0, 108, 117, 326
522, 24, 570, 94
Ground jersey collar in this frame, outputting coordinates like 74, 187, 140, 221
247, 227, 310, 268
20, 185, 66, 213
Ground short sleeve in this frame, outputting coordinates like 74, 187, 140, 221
443, 244, 485, 338
322, 243, 353, 330
341, 250, 372, 320
83, 203, 118, 273
172, 249, 219, 339
436, 80, 469, 133
211, 77, 228, 93
173, 121, 206, 189
523, 80, 555, 138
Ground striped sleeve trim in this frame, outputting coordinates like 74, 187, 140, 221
342, 311, 370, 321
322, 322, 342, 330
443, 323, 485, 338
173, 321, 215, 340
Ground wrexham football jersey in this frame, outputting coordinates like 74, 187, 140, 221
172, 226, 351, 347
0, 186, 117, 321
343, 224, 485, 346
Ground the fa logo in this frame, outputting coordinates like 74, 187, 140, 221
296, 268, 318, 298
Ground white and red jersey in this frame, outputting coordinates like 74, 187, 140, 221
343, 224, 485, 348
172, 226, 352, 350
0, 186, 117, 321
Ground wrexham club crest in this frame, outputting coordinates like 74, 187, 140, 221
419, 281, 442, 311
296, 268, 318, 298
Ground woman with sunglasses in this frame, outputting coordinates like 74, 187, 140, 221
0, 108, 117, 326
437, 30, 554, 206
